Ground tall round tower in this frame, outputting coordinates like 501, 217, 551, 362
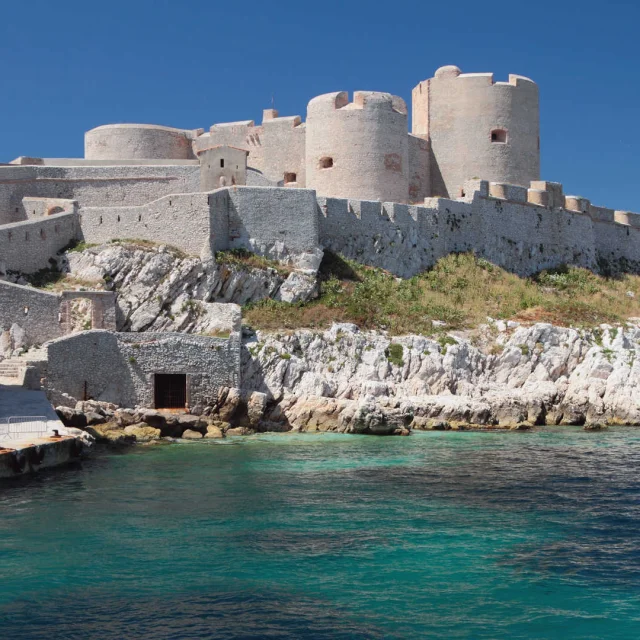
305, 91, 409, 202
412, 66, 540, 198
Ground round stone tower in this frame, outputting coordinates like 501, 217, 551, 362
85, 124, 198, 160
305, 91, 409, 202
412, 66, 540, 198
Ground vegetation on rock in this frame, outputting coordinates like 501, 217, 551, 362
244, 251, 640, 335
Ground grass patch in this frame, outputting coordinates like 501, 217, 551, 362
215, 248, 293, 276
243, 251, 640, 335
66, 240, 98, 253
386, 343, 404, 367
109, 238, 187, 258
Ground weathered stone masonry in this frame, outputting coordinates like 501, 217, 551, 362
45, 330, 241, 410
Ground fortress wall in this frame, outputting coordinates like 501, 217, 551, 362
306, 91, 409, 203
201, 112, 306, 186
0, 212, 78, 274
592, 217, 640, 273
413, 67, 540, 198
470, 192, 596, 274
197, 121, 266, 174
23, 198, 77, 219
85, 124, 200, 160
0, 281, 63, 346
79, 193, 212, 257
0, 165, 200, 224
408, 134, 430, 202
225, 187, 320, 260
208, 189, 230, 253
318, 196, 479, 278
318, 189, 599, 278
260, 116, 306, 186
45, 330, 241, 409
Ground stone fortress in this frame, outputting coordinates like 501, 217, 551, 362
1, 64, 640, 413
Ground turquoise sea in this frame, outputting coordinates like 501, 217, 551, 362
1, 428, 639, 639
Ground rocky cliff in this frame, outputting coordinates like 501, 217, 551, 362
63, 243, 318, 333
240, 321, 640, 432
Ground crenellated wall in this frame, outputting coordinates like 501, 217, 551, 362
317, 178, 640, 278
306, 91, 409, 203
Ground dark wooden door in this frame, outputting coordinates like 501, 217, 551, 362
154, 374, 187, 409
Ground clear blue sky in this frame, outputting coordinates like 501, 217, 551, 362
1, 0, 638, 210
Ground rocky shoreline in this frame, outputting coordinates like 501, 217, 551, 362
55, 319, 640, 445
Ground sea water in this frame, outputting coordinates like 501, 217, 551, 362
0, 428, 639, 639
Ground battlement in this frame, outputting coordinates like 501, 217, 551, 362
261, 110, 303, 128
429, 66, 537, 88
307, 91, 407, 115
457, 178, 640, 232
209, 120, 256, 132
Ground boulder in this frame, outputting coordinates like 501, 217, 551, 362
205, 425, 225, 439
137, 410, 166, 429
176, 414, 207, 432
181, 429, 203, 440
55, 407, 87, 428
85, 412, 106, 426
114, 408, 137, 427
225, 427, 253, 436
584, 423, 607, 431
124, 423, 162, 442
217, 387, 242, 422
86, 423, 135, 446
246, 391, 267, 427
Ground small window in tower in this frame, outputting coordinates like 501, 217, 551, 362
491, 129, 508, 143
319, 157, 333, 169
284, 172, 297, 184
220, 159, 225, 168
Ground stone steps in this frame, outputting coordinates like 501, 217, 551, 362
0, 362, 22, 378
0, 350, 47, 381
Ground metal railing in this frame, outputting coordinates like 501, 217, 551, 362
0, 416, 49, 440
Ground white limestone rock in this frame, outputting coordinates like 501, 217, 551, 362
242, 322, 640, 428
64, 243, 319, 334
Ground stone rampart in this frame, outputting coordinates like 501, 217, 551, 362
0, 164, 200, 224
224, 187, 321, 262
0, 282, 117, 351
0, 212, 78, 274
0, 281, 63, 346
318, 181, 611, 278
79, 192, 213, 257
45, 330, 241, 409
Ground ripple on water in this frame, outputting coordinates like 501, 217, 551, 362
1, 428, 639, 639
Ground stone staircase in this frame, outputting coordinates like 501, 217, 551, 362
0, 359, 22, 381
0, 349, 48, 385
